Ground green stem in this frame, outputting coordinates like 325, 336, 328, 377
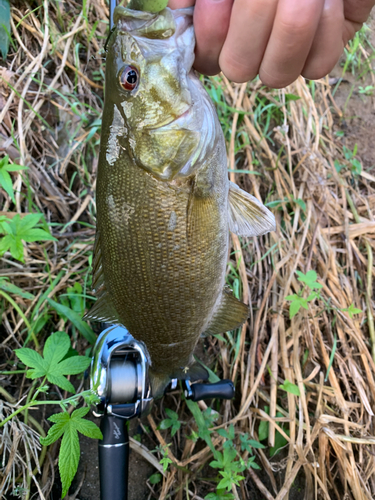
31, 376, 47, 404
0, 370, 27, 374
345, 189, 375, 361
24, 379, 40, 425
0, 290, 39, 349
0, 390, 93, 428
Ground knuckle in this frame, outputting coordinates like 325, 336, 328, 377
219, 52, 258, 84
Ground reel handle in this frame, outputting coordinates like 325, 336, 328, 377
185, 379, 235, 402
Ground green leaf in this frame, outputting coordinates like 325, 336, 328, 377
240, 433, 265, 453
40, 412, 69, 446
149, 473, 162, 485
0, 156, 27, 203
40, 408, 102, 498
286, 294, 310, 318
59, 420, 80, 498
285, 93, 301, 102
18, 213, 41, 232
0, 277, 34, 299
258, 406, 270, 441
341, 303, 362, 319
159, 419, 173, 430
295, 198, 306, 212
0, 214, 56, 262
296, 270, 323, 290
0, 168, 13, 200
279, 379, 301, 396
47, 299, 96, 344
9, 236, 24, 261
15, 331, 91, 393
289, 299, 302, 318
325, 333, 337, 382
185, 399, 216, 454
22, 228, 56, 242
15, 348, 46, 375
205, 492, 235, 500
0, 0, 10, 59
270, 427, 289, 457
43, 330, 70, 367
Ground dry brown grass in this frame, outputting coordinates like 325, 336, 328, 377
1, 1, 375, 499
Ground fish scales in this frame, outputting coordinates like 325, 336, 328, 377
86, 6, 276, 395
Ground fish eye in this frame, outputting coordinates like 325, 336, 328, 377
120, 65, 139, 91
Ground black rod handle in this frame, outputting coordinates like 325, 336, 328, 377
187, 380, 235, 402
99, 415, 129, 500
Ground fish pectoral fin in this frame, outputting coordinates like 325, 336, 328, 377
205, 287, 249, 335
186, 176, 215, 243
228, 181, 276, 237
83, 230, 120, 324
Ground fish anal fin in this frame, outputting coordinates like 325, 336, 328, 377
83, 295, 120, 324
205, 287, 249, 335
228, 181, 276, 237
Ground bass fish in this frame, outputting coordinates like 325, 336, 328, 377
85, 5, 275, 396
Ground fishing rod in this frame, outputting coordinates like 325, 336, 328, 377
110, 0, 116, 30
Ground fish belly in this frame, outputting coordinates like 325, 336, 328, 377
96, 151, 228, 376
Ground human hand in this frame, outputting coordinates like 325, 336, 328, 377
168, 0, 375, 88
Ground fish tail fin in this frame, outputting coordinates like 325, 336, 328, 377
149, 370, 172, 399
149, 362, 209, 398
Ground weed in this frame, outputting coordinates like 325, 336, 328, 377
1, 332, 101, 498
0, 213, 57, 262
159, 408, 183, 437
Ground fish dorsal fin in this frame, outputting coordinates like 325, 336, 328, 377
83, 231, 120, 324
205, 287, 249, 335
228, 181, 276, 237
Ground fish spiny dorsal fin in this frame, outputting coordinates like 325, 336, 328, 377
83, 231, 120, 324
204, 287, 249, 335
228, 181, 276, 237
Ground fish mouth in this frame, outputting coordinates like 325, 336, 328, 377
146, 107, 192, 132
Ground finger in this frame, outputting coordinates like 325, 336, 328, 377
302, 0, 344, 80
218, 0, 279, 83
168, 0, 195, 8
192, 0, 234, 75
343, 0, 375, 24
259, 0, 325, 88
342, 19, 362, 45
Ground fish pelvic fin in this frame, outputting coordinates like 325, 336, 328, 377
83, 230, 120, 324
228, 181, 276, 237
204, 287, 249, 335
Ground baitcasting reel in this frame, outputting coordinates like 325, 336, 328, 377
90, 325, 153, 419
90, 325, 235, 500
